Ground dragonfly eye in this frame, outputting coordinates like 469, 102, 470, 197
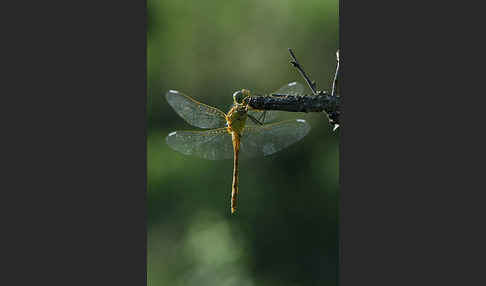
232, 90, 245, 104
242, 96, 249, 105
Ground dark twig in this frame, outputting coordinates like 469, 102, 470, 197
288, 48, 318, 95
248, 49, 341, 130
248, 92, 338, 113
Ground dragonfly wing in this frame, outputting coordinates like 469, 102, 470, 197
239, 119, 311, 158
166, 90, 227, 129
166, 128, 234, 160
272, 81, 306, 96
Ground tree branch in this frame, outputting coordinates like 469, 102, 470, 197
248, 49, 341, 130
248, 92, 335, 112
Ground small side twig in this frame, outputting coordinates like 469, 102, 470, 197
288, 48, 318, 95
331, 50, 339, 97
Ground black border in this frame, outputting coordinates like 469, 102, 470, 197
340, 0, 483, 285
3, 1, 147, 284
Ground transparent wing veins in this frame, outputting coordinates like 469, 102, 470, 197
166, 128, 234, 160
271, 81, 306, 96
166, 90, 227, 129
239, 119, 311, 158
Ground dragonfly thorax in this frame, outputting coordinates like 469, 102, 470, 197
226, 104, 248, 134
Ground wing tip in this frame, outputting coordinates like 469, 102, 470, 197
295, 119, 311, 135
165, 131, 177, 146
165, 90, 177, 102
165, 89, 180, 99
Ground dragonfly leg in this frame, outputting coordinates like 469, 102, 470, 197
248, 113, 263, 125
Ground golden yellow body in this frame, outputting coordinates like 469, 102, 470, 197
225, 90, 250, 214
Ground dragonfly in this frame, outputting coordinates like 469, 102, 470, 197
165, 82, 311, 214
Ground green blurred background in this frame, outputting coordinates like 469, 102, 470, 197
147, 0, 339, 285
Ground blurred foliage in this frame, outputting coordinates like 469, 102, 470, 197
148, 0, 339, 285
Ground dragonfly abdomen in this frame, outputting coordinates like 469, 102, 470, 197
231, 131, 240, 214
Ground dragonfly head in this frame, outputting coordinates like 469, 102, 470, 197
232, 89, 251, 106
